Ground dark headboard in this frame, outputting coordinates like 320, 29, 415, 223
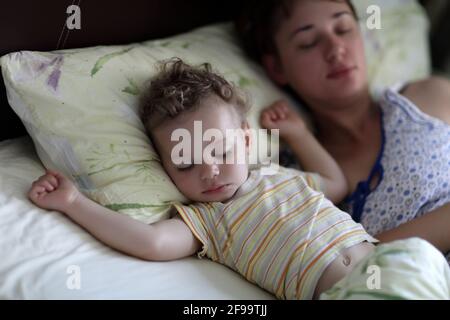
0, 0, 241, 141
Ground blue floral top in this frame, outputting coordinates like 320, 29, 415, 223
341, 86, 450, 263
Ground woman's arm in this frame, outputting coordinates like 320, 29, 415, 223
28, 170, 201, 261
375, 202, 450, 253
260, 100, 348, 203
402, 76, 450, 124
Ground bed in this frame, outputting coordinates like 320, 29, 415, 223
0, 136, 275, 299
0, 0, 432, 299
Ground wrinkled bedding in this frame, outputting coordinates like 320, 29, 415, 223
0, 137, 273, 299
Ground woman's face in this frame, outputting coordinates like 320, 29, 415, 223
266, 0, 368, 107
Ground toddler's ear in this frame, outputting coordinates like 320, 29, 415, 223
241, 120, 252, 149
262, 54, 288, 86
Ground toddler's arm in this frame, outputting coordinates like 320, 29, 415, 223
260, 100, 348, 203
28, 170, 201, 261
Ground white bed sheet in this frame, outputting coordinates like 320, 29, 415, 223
0, 137, 274, 299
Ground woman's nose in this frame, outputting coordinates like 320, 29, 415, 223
325, 36, 346, 63
200, 163, 220, 180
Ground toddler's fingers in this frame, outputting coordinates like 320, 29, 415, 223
39, 180, 54, 192
260, 113, 275, 129
31, 180, 42, 189
273, 105, 286, 119
28, 187, 46, 202
53, 172, 70, 187
46, 169, 65, 181
280, 103, 289, 113
46, 174, 59, 188
36, 190, 48, 199
268, 109, 278, 120
46, 180, 55, 191
32, 185, 46, 193
28, 190, 38, 202
277, 101, 291, 115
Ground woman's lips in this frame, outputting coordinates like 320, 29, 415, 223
327, 66, 357, 79
203, 184, 230, 194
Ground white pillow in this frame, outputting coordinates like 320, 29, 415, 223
352, 0, 430, 97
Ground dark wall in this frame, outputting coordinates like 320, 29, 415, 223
0, 0, 241, 141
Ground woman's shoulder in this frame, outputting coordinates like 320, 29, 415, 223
400, 76, 450, 124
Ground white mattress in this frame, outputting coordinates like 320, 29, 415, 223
0, 137, 274, 299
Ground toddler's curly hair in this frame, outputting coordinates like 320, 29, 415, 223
139, 58, 250, 136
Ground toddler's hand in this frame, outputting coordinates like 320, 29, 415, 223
260, 100, 307, 140
28, 170, 81, 213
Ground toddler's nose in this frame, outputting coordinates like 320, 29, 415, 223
200, 163, 220, 180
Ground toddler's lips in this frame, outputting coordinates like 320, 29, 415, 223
203, 184, 230, 194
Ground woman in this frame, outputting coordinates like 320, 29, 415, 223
236, 0, 450, 260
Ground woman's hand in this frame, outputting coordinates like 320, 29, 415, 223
260, 100, 307, 140
28, 170, 81, 213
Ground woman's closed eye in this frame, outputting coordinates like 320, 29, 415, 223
298, 40, 318, 50
297, 28, 353, 50
336, 27, 353, 35
297, 36, 320, 50
335, 17, 355, 35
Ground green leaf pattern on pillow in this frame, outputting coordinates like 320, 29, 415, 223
90, 47, 134, 76
122, 77, 140, 96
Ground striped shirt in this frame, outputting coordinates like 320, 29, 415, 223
174, 165, 377, 299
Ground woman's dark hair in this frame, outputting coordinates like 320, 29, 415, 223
235, 0, 358, 61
